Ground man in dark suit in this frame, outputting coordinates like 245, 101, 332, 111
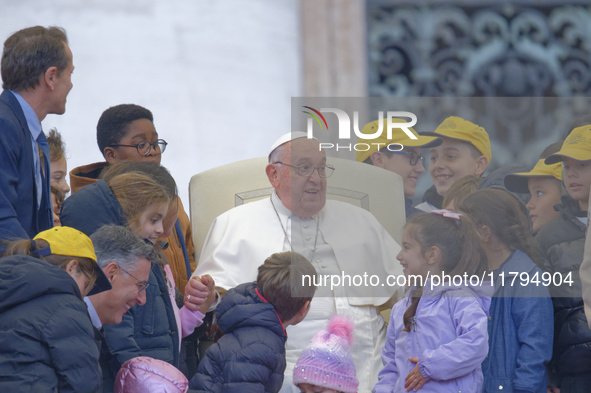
0, 25, 74, 239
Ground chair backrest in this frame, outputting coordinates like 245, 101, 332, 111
189, 156, 406, 261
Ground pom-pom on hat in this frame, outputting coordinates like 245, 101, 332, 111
293, 315, 359, 392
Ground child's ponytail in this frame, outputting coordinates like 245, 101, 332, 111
453, 215, 488, 277
2, 238, 47, 259
403, 286, 423, 332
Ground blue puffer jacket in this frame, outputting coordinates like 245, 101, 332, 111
189, 282, 287, 393
61, 179, 179, 393
60, 179, 127, 234
0, 255, 101, 393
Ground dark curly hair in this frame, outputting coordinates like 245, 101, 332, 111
96, 104, 153, 158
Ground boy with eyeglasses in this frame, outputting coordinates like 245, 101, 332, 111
72, 104, 203, 377
68, 104, 195, 289
415, 116, 491, 212
69, 104, 165, 192
356, 117, 442, 218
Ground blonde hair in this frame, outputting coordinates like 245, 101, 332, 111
442, 175, 483, 210
107, 172, 170, 230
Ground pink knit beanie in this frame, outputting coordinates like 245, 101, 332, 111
293, 315, 358, 392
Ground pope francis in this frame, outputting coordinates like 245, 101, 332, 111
193, 132, 404, 392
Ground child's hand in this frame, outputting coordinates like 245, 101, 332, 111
198, 274, 217, 314
405, 357, 428, 392
184, 275, 212, 312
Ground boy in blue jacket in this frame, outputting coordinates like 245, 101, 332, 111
189, 251, 316, 393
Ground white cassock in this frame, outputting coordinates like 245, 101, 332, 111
194, 192, 403, 393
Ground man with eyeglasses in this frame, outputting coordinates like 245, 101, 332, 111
83, 225, 156, 391
193, 132, 405, 393
357, 117, 442, 218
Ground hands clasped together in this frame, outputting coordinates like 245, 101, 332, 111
183, 274, 216, 315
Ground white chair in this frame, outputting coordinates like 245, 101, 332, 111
189, 156, 406, 261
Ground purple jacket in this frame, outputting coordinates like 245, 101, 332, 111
114, 356, 188, 393
374, 281, 491, 393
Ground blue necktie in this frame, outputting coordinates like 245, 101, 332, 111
37, 132, 50, 180
36, 131, 53, 229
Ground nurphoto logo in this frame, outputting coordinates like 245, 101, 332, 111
300, 106, 418, 153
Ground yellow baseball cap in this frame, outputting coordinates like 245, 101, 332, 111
545, 125, 591, 164
355, 118, 442, 162
504, 159, 563, 193
422, 116, 492, 162
34, 226, 111, 295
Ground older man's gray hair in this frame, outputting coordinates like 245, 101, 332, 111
91, 225, 156, 270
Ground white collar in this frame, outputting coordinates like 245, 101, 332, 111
271, 191, 291, 217
84, 296, 102, 329
271, 190, 324, 221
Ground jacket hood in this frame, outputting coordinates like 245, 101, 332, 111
421, 185, 443, 209
477, 166, 531, 207
115, 356, 188, 393
0, 255, 81, 312
419, 277, 493, 317
69, 161, 107, 194
60, 179, 128, 236
216, 282, 285, 337
557, 194, 586, 224
536, 195, 587, 252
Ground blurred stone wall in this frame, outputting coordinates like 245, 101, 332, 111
367, 0, 591, 200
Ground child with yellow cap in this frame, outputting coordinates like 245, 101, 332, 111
535, 124, 591, 392
0, 226, 111, 393
356, 118, 442, 218
416, 116, 491, 212
504, 158, 562, 234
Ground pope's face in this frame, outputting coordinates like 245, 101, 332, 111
272, 138, 327, 218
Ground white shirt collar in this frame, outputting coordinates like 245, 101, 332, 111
84, 296, 102, 329
10, 90, 42, 139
